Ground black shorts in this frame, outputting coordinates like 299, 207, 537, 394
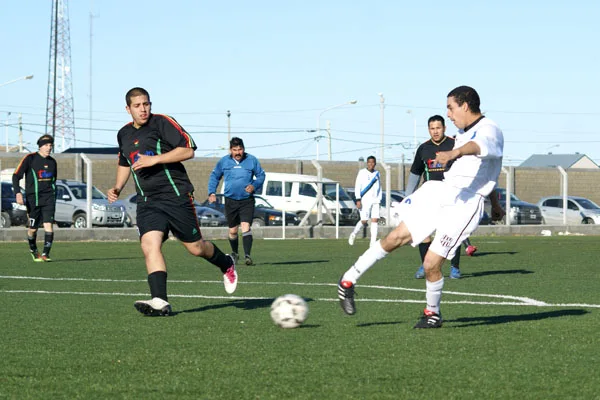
26, 197, 55, 229
136, 193, 202, 243
224, 197, 255, 228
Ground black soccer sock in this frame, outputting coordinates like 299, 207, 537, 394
27, 233, 38, 253
451, 249, 461, 269
229, 235, 239, 254
463, 237, 472, 247
207, 243, 234, 273
148, 271, 168, 301
242, 230, 253, 257
418, 242, 431, 263
42, 232, 54, 257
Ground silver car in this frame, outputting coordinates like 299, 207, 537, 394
537, 196, 600, 225
55, 180, 126, 228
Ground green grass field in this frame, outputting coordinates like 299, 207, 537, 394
1, 236, 599, 399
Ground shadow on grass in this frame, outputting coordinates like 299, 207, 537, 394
175, 297, 316, 315
356, 321, 405, 327
447, 309, 589, 328
461, 269, 534, 278
268, 260, 329, 266
56, 257, 141, 262
467, 251, 518, 257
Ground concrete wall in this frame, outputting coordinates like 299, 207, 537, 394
2, 152, 600, 205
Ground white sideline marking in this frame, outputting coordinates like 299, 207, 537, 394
1, 275, 599, 308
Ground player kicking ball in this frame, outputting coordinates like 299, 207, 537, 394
337, 86, 505, 328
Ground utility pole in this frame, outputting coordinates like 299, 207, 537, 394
18, 114, 23, 152
379, 93, 385, 162
227, 110, 231, 145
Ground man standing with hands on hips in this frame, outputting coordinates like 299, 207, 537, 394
208, 137, 265, 266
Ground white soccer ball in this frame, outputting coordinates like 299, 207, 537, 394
270, 294, 309, 329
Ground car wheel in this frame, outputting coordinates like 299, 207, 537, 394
378, 217, 386, 226
73, 212, 87, 228
582, 217, 594, 224
56, 222, 71, 228
125, 214, 134, 227
252, 218, 265, 227
1, 212, 11, 228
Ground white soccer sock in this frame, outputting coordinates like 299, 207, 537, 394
425, 278, 444, 314
352, 220, 364, 236
342, 240, 389, 283
370, 222, 378, 244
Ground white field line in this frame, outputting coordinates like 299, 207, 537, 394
1, 275, 599, 309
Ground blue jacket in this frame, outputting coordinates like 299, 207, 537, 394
208, 153, 265, 200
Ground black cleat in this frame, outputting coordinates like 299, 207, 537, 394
414, 309, 443, 329
337, 278, 356, 315
245, 255, 253, 266
230, 252, 239, 264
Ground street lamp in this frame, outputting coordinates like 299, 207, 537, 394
0, 75, 34, 89
317, 100, 357, 160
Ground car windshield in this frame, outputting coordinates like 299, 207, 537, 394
498, 192, 520, 202
69, 185, 106, 200
255, 196, 274, 209
575, 198, 600, 210
323, 184, 352, 201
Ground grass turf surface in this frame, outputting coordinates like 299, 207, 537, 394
1, 236, 599, 399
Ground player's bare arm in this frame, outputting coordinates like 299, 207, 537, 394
132, 147, 194, 171
434, 141, 481, 166
108, 166, 131, 203
488, 189, 506, 221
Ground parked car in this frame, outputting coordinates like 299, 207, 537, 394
55, 180, 126, 228
200, 194, 300, 227
123, 193, 227, 227
495, 188, 543, 225
537, 196, 600, 224
256, 172, 359, 226
1, 182, 28, 228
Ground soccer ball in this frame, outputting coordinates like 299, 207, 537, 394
270, 294, 309, 329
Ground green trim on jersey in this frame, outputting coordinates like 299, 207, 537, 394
126, 159, 145, 196
156, 140, 180, 196
30, 168, 39, 206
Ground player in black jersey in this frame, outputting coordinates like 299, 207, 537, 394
107, 87, 237, 316
406, 115, 477, 279
12, 134, 58, 262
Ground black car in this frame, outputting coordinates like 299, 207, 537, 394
1, 182, 28, 228
201, 194, 300, 227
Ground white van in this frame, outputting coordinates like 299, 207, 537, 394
256, 172, 359, 226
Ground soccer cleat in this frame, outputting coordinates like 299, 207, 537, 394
134, 297, 172, 316
230, 252, 239, 264
414, 265, 425, 279
414, 309, 443, 329
348, 232, 356, 246
30, 251, 43, 262
449, 266, 461, 279
223, 258, 238, 294
244, 255, 253, 266
41, 254, 52, 262
465, 245, 478, 256
337, 278, 356, 315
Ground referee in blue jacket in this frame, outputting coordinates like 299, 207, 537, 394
208, 137, 265, 265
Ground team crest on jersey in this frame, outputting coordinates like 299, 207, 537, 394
134, 139, 139, 147
129, 150, 155, 163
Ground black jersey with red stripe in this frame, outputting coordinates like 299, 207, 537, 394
12, 152, 57, 204
117, 113, 197, 198
410, 136, 456, 182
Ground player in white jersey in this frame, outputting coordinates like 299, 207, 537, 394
348, 156, 382, 247
337, 86, 505, 328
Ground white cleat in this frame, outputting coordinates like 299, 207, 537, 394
348, 232, 356, 246
134, 297, 172, 316
223, 255, 238, 294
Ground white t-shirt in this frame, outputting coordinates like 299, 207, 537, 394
354, 168, 382, 204
443, 117, 504, 197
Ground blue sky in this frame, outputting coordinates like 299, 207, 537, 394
1, 1, 599, 165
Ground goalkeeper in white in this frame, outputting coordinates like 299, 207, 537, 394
348, 156, 382, 247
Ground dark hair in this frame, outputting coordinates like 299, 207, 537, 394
447, 86, 481, 113
367, 156, 376, 163
230, 137, 245, 149
428, 115, 445, 127
37, 134, 54, 147
125, 87, 150, 106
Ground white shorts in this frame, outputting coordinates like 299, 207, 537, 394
389, 181, 484, 259
359, 201, 380, 221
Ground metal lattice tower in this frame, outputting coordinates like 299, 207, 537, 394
46, 0, 76, 152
